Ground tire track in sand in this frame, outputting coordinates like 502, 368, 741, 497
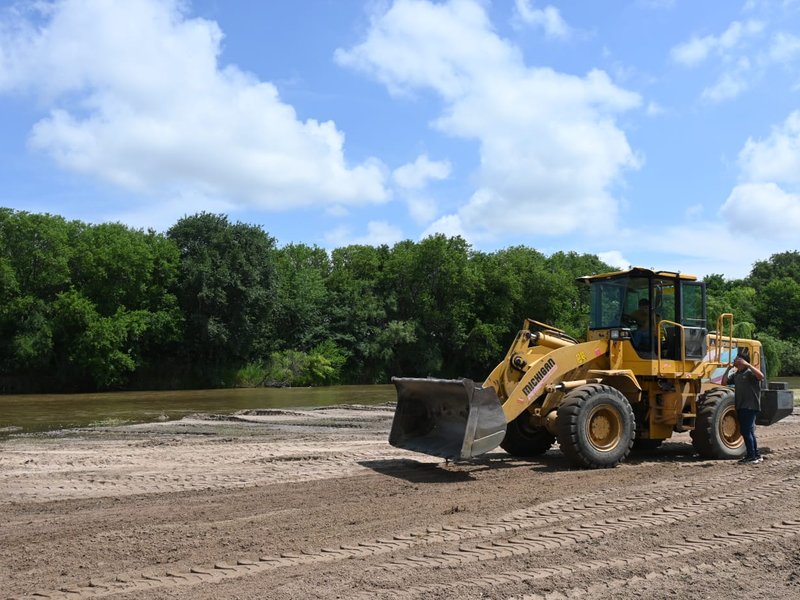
377, 520, 800, 598
0, 446, 437, 503
10, 456, 800, 600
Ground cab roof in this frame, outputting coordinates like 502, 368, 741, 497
577, 267, 698, 284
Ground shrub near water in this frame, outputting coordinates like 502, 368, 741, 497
234, 363, 270, 387
236, 341, 346, 387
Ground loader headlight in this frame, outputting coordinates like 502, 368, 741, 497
609, 329, 631, 340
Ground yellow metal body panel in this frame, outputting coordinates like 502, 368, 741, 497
587, 329, 710, 380
482, 318, 764, 443
493, 338, 609, 423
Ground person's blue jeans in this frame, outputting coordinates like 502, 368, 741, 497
737, 408, 759, 459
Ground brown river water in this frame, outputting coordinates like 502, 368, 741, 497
0, 385, 397, 435
1, 377, 797, 436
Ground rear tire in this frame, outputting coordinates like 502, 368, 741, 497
501, 410, 554, 457
556, 384, 635, 468
690, 388, 744, 459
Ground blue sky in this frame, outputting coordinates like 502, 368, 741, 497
1, 0, 800, 278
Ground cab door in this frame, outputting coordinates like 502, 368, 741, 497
680, 281, 707, 359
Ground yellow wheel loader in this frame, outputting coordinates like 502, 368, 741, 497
390, 268, 794, 468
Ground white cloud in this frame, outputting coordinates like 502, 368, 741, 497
597, 250, 630, 270
324, 221, 404, 247
721, 182, 800, 236
671, 37, 715, 67
645, 101, 665, 116
420, 214, 468, 240
337, 0, 640, 242
670, 20, 764, 102
326, 205, 350, 217
106, 191, 236, 232
392, 154, 451, 189
566, 223, 767, 279
670, 20, 764, 67
738, 110, 800, 185
0, 0, 387, 214
642, 222, 767, 278
768, 32, 800, 63
406, 195, 438, 224
668, 19, 800, 103
718, 110, 800, 242
513, 0, 571, 40
700, 70, 750, 103
392, 154, 450, 224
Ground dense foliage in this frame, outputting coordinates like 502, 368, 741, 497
705, 250, 800, 377
0, 208, 797, 391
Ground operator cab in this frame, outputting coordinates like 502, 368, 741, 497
579, 268, 707, 361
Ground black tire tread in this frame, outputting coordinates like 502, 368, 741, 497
690, 387, 741, 459
556, 383, 635, 469
500, 412, 555, 457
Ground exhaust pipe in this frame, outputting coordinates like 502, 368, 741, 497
389, 377, 507, 460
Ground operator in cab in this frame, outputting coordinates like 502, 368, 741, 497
628, 298, 651, 351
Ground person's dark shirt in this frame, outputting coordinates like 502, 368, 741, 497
726, 368, 761, 411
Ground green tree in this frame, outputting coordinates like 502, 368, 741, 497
465, 247, 569, 375
0, 210, 77, 381
167, 213, 278, 384
327, 244, 416, 383
706, 284, 757, 332
3, 296, 53, 371
261, 340, 348, 387
703, 273, 730, 295
70, 223, 179, 314
545, 251, 615, 338
384, 235, 479, 378
273, 244, 331, 351
755, 277, 800, 339
0, 209, 77, 298
747, 251, 800, 289
51, 290, 158, 388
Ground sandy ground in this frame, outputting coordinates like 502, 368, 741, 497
2, 404, 800, 600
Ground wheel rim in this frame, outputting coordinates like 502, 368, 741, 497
585, 403, 623, 452
719, 405, 744, 449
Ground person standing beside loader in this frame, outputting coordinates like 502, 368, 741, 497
722, 348, 765, 464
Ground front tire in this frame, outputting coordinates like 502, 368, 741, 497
690, 388, 744, 459
556, 384, 635, 468
501, 410, 554, 457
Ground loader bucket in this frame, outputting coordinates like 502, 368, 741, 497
389, 377, 507, 461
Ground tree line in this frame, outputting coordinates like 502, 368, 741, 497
0, 208, 797, 392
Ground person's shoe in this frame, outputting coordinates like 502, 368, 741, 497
751, 456, 764, 464
737, 456, 752, 464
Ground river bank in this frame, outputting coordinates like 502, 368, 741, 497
0, 385, 397, 435
2, 377, 798, 437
